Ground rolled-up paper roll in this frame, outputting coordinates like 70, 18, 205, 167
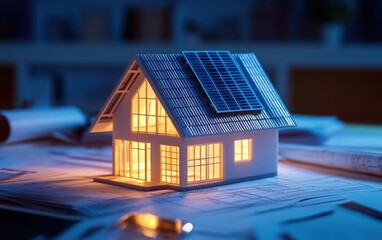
0, 107, 87, 144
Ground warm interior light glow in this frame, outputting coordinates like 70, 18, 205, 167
187, 143, 222, 183
132, 79, 179, 136
114, 139, 151, 181
120, 212, 159, 238
115, 139, 128, 176
134, 213, 160, 230
234, 139, 252, 162
119, 212, 187, 238
160, 145, 180, 185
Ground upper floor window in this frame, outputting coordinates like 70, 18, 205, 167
132, 79, 179, 136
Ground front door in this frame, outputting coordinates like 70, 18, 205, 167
130, 141, 151, 181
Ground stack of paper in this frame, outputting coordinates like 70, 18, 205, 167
279, 114, 345, 145
279, 115, 382, 177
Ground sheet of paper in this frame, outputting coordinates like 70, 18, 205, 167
282, 206, 381, 240
252, 189, 382, 240
324, 124, 382, 150
344, 191, 382, 213
257, 206, 382, 240
279, 143, 382, 176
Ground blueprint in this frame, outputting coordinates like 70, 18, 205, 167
279, 143, 382, 177
0, 142, 381, 239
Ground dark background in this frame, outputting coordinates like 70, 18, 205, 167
1, 0, 381, 124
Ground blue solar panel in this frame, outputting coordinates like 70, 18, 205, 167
182, 50, 264, 113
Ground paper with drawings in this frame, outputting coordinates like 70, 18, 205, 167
1, 142, 381, 239
253, 200, 381, 240
279, 143, 382, 177
55, 162, 382, 239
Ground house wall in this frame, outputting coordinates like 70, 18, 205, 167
112, 75, 183, 184
182, 129, 278, 184
112, 71, 278, 188
114, 86, 278, 187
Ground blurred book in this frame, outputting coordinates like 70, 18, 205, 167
81, 8, 109, 42
122, 7, 172, 41
81, 128, 111, 145
279, 114, 345, 145
279, 115, 382, 177
53, 123, 112, 145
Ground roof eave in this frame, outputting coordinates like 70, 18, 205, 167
89, 57, 138, 133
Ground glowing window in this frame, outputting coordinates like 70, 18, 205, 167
132, 79, 179, 136
160, 145, 180, 185
114, 139, 151, 182
187, 143, 222, 183
234, 139, 252, 162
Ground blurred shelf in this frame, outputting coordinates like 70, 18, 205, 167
1, 42, 382, 67
1, 42, 382, 110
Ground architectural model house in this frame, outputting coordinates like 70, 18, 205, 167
90, 50, 295, 191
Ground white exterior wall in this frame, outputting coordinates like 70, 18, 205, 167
182, 129, 278, 183
111, 72, 278, 188
113, 90, 278, 187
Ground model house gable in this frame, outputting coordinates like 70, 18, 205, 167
90, 58, 182, 138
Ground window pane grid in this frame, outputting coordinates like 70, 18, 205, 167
234, 139, 252, 162
160, 145, 180, 185
187, 143, 222, 183
114, 139, 151, 181
132, 79, 179, 136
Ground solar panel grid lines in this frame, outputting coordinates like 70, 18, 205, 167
236, 55, 273, 109
248, 59, 285, 122
213, 53, 247, 110
241, 53, 296, 128
182, 50, 264, 113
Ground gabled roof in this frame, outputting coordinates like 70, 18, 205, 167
90, 51, 295, 137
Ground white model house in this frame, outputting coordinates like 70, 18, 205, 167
90, 50, 295, 191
